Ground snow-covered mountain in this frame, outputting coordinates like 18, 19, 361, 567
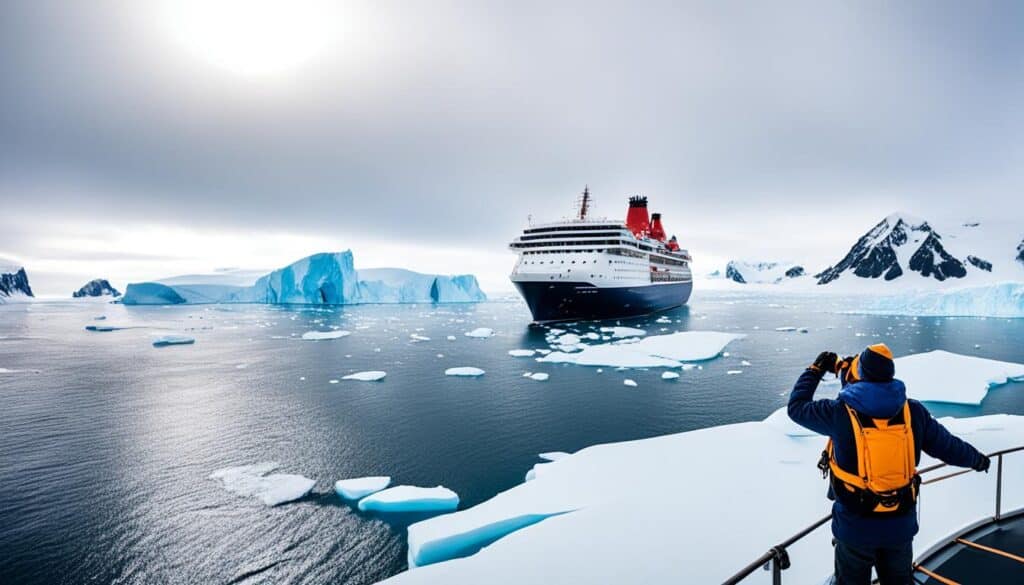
122, 251, 486, 305
72, 278, 121, 298
816, 213, 1023, 287
0, 260, 34, 302
724, 260, 805, 284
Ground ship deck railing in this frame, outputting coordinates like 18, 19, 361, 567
722, 445, 1024, 585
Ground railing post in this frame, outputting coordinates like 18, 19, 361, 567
772, 557, 781, 585
995, 454, 1004, 522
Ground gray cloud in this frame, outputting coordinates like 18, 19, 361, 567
1, 0, 1023, 290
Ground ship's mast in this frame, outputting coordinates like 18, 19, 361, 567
575, 185, 591, 221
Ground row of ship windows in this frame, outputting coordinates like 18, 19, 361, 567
520, 248, 648, 259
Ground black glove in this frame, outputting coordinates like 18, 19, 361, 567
836, 356, 856, 375
974, 454, 991, 473
810, 352, 838, 375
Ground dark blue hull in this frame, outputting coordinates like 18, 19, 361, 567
513, 280, 693, 323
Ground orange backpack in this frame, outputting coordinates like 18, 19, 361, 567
818, 402, 920, 515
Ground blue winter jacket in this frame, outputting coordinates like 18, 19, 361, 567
788, 368, 984, 547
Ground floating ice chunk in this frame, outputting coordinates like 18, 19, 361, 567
741, 360, 752, 366
464, 328, 495, 338
681, 364, 697, 371
528, 372, 549, 381
726, 370, 742, 375
775, 326, 798, 332
335, 476, 391, 500
445, 367, 485, 377
623, 379, 638, 387
343, 371, 387, 382
655, 316, 672, 324
599, 326, 646, 338
209, 463, 315, 506
301, 330, 351, 340
535, 349, 551, 355
537, 331, 743, 368
895, 350, 1024, 405
584, 332, 601, 340
551, 333, 581, 347
85, 324, 130, 332
662, 372, 680, 380
508, 349, 536, 357
329, 379, 339, 384
358, 485, 459, 513
410, 334, 431, 342
153, 335, 195, 347
538, 452, 570, 462
446, 335, 457, 341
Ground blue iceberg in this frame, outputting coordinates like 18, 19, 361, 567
121, 251, 486, 306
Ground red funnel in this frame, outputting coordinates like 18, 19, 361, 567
649, 213, 667, 242
626, 196, 650, 237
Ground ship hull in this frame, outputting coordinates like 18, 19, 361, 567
512, 280, 692, 323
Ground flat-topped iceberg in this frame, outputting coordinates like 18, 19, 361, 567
537, 331, 744, 368
382, 413, 1024, 582
335, 476, 392, 500
357, 485, 460, 513
122, 251, 486, 306
896, 350, 1024, 405
209, 463, 316, 506
301, 330, 351, 340
445, 367, 485, 377
342, 371, 387, 382
856, 282, 1024, 318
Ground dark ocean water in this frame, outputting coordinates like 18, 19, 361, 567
2, 291, 1023, 585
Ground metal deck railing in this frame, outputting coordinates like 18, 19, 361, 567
722, 445, 1024, 585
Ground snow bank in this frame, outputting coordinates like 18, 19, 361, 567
342, 371, 387, 382
857, 282, 1024, 318
896, 350, 1024, 405
209, 463, 316, 506
152, 335, 195, 347
335, 476, 392, 500
301, 330, 351, 340
537, 331, 743, 368
445, 367, 485, 377
384, 414, 1024, 583
358, 486, 460, 513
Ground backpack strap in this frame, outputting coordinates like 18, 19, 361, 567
829, 404, 868, 489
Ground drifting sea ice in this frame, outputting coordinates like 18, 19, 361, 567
508, 349, 536, 357
538, 452, 570, 462
301, 330, 351, 340
152, 335, 195, 347
342, 371, 387, 382
464, 328, 494, 338
537, 331, 743, 368
661, 372, 680, 380
527, 373, 549, 381
357, 486, 460, 513
598, 326, 646, 338
896, 350, 1024, 405
623, 379, 638, 387
209, 463, 316, 506
334, 476, 391, 500
445, 367, 485, 377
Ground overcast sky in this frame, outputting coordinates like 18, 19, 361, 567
2, 1, 1022, 296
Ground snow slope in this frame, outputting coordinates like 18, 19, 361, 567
122, 251, 487, 306
0, 259, 34, 302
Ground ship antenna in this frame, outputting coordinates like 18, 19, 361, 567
576, 185, 591, 220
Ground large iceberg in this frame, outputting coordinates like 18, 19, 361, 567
122, 251, 486, 306
382, 413, 1024, 583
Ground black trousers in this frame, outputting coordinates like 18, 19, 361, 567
834, 539, 913, 585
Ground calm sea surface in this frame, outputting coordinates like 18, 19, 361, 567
2, 291, 1023, 584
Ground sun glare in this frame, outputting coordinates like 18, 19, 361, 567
161, 0, 336, 77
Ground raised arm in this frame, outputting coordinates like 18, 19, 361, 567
788, 352, 840, 436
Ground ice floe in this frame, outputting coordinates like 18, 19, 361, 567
527, 372, 549, 381
334, 476, 392, 500
896, 350, 1024, 405
445, 367, 485, 377
661, 372, 680, 380
301, 330, 351, 340
357, 486, 460, 513
598, 326, 646, 338
342, 371, 387, 382
209, 463, 316, 506
410, 334, 431, 342
623, 379, 638, 387
508, 349, 536, 357
385, 413, 1024, 582
152, 335, 195, 347
464, 328, 494, 338
84, 324, 130, 332
538, 452, 570, 462
537, 331, 743, 368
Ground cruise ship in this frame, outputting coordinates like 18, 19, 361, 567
509, 188, 693, 323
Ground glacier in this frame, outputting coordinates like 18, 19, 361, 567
121, 251, 486, 306
856, 282, 1024, 318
